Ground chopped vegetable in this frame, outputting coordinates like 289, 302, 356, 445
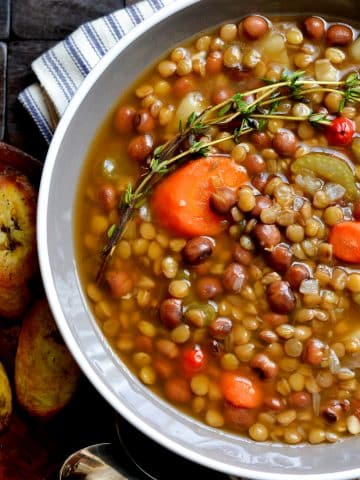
220, 372, 263, 408
329, 221, 360, 263
181, 344, 207, 376
291, 152, 358, 200
325, 117, 355, 146
151, 156, 248, 237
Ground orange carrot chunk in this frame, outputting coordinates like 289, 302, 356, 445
151, 156, 248, 237
220, 371, 263, 409
329, 221, 360, 263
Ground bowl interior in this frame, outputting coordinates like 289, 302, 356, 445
39, 0, 360, 478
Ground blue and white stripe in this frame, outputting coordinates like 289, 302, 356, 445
18, 0, 175, 143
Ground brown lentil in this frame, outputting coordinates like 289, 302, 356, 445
250, 353, 279, 379
210, 187, 238, 214
253, 223, 281, 249
222, 263, 248, 293
303, 338, 324, 366
267, 244, 292, 273
303, 16, 325, 40
326, 24, 353, 46
284, 263, 311, 290
267, 281, 295, 314
242, 16, 268, 40
196, 276, 223, 299
78, 14, 360, 446
182, 236, 214, 265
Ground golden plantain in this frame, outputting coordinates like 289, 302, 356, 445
0, 283, 31, 319
0, 361, 12, 432
15, 299, 80, 418
0, 167, 37, 288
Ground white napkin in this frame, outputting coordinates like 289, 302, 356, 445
18, 0, 176, 143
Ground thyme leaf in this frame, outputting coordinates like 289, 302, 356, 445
124, 183, 133, 205
107, 224, 116, 238
96, 68, 360, 281
233, 93, 249, 113
309, 113, 331, 127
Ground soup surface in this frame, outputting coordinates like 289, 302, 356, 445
76, 14, 360, 444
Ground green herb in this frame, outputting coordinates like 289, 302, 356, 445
233, 93, 249, 113
189, 141, 211, 156
309, 113, 331, 127
217, 102, 232, 117
124, 183, 133, 205
107, 224, 116, 238
96, 69, 360, 281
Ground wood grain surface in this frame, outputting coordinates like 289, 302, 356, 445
0, 42, 6, 141
1, 0, 127, 160
12, 0, 125, 39
0, 0, 10, 40
7, 41, 55, 159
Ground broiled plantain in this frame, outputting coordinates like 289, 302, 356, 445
0, 167, 37, 288
0, 283, 31, 319
0, 361, 12, 432
15, 298, 80, 418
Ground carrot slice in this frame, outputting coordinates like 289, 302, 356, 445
329, 221, 360, 263
220, 372, 263, 409
151, 156, 248, 237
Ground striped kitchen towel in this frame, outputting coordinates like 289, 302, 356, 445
18, 0, 176, 143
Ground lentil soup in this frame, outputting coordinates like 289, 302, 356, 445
76, 14, 360, 444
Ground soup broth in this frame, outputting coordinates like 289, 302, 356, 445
75, 14, 360, 443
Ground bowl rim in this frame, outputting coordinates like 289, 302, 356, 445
38, 1, 360, 478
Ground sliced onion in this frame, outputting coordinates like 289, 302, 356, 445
315, 59, 339, 82
299, 279, 319, 295
261, 33, 289, 65
175, 92, 206, 124
295, 174, 323, 196
324, 183, 346, 202
329, 348, 341, 374
350, 37, 360, 62
292, 152, 358, 200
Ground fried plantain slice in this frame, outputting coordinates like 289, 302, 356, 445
0, 283, 31, 319
0, 361, 12, 433
15, 299, 80, 418
0, 167, 37, 288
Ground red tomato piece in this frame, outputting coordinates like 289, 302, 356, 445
325, 117, 355, 146
181, 345, 207, 376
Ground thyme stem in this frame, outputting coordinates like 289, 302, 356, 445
96, 69, 360, 282
251, 114, 309, 121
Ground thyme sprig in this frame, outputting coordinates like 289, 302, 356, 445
96, 70, 360, 281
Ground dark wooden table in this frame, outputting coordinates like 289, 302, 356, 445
0, 1, 144, 479
0, 0, 139, 160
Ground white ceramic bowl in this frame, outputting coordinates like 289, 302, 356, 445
38, 1, 360, 478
